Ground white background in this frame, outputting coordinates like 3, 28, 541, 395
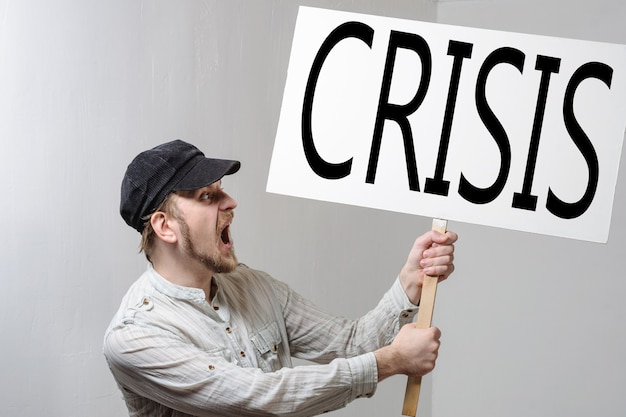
0, 1, 624, 417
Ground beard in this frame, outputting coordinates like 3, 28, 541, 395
178, 216, 238, 274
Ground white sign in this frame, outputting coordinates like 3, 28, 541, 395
267, 7, 626, 243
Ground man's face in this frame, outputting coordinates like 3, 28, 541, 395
172, 180, 238, 274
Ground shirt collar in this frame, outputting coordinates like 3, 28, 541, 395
146, 264, 208, 302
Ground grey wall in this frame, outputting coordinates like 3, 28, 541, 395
433, 1, 626, 417
0, 1, 623, 417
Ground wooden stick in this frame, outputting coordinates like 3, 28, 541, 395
401, 218, 448, 417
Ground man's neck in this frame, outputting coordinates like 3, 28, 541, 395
152, 256, 216, 302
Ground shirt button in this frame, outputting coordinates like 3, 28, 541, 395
213, 306, 220, 311
140, 298, 153, 310
225, 327, 232, 334
240, 351, 246, 357
208, 365, 215, 371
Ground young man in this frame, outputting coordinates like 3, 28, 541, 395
104, 139, 457, 417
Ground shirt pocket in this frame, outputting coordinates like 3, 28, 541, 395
249, 321, 282, 372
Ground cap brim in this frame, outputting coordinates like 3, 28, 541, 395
172, 157, 240, 192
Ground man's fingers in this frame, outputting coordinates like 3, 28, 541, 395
430, 326, 441, 340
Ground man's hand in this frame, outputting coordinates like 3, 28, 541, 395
374, 324, 441, 381
399, 230, 458, 305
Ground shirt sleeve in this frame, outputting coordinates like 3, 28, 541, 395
104, 320, 378, 417
274, 276, 419, 363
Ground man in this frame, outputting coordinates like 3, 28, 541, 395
104, 139, 457, 417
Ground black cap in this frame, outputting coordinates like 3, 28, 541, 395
120, 140, 241, 233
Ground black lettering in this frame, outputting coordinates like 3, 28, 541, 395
459, 47, 525, 204
366, 30, 432, 191
546, 62, 612, 219
425, 40, 474, 196
512, 55, 561, 211
302, 21, 374, 179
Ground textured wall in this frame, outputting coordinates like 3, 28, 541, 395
0, 1, 435, 416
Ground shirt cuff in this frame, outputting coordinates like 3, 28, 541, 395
390, 277, 419, 325
347, 352, 378, 399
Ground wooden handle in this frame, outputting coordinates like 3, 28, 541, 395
401, 219, 448, 416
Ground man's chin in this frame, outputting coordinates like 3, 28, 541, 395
214, 253, 238, 274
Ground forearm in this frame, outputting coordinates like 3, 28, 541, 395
285, 278, 419, 361
374, 345, 400, 382
399, 265, 423, 305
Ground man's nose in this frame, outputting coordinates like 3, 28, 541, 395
220, 192, 237, 211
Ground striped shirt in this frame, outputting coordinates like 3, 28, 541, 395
103, 264, 418, 417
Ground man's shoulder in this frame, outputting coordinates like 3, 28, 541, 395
223, 263, 273, 281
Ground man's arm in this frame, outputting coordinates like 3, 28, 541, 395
104, 322, 377, 417
274, 229, 456, 365
277, 275, 420, 363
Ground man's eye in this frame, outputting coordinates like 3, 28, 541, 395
200, 193, 214, 201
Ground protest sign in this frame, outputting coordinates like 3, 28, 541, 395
267, 7, 626, 243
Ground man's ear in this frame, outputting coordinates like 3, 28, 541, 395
150, 212, 178, 244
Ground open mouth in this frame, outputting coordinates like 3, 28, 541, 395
220, 224, 231, 245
